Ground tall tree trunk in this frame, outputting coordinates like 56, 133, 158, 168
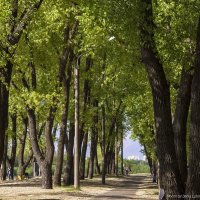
143, 144, 153, 174
1, 134, 8, 180
140, 0, 184, 195
74, 57, 80, 189
79, 56, 91, 178
80, 131, 88, 179
101, 105, 106, 184
54, 47, 73, 186
186, 17, 200, 196
173, 68, 192, 188
42, 107, 55, 189
0, 61, 12, 166
18, 117, 28, 177
7, 114, 17, 180
111, 152, 115, 174
28, 106, 56, 189
88, 100, 98, 179
115, 124, 118, 176
94, 151, 100, 175
53, 17, 78, 185
120, 129, 124, 175
63, 122, 75, 186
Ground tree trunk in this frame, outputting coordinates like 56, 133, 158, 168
0, 61, 13, 166
94, 151, 100, 175
140, 0, 184, 195
54, 47, 73, 186
115, 124, 118, 176
74, 59, 80, 189
18, 117, 33, 177
53, 18, 76, 185
88, 100, 98, 179
1, 134, 8, 180
18, 117, 28, 176
143, 144, 153, 174
173, 68, 192, 188
7, 114, 17, 180
120, 129, 124, 175
80, 131, 88, 179
186, 17, 200, 196
41, 161, 53, 189
63, 122, 75, 186
79, 56, 91, 179
101, 105, 106, 184
28, 106, 56, 189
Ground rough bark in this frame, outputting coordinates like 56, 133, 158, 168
186, 17, 200, 196
173, 68, 192, 188
140, 0, 184, 196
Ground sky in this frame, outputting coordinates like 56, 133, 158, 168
85, 133, 144, 160
123, 134, 144, 160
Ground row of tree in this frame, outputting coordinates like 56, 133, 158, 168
1, 0, 200, 198
0, 0, 133, 189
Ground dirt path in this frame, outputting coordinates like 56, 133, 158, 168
90, 174, 158, 200
0, 174, 158, 199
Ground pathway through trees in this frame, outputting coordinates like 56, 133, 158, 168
91, 174, 157, 200
0, 174, 157, 199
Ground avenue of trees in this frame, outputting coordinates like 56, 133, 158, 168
1, 0, 200, 199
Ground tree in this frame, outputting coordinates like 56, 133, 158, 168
186, 16, 200, 196
0, 0, 44, 166
140, 0, 184, 195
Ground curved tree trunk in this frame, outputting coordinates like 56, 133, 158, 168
28, 106, 56, 189
140, 0, 184, 195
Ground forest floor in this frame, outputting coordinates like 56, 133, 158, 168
0, 173, 158, 200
